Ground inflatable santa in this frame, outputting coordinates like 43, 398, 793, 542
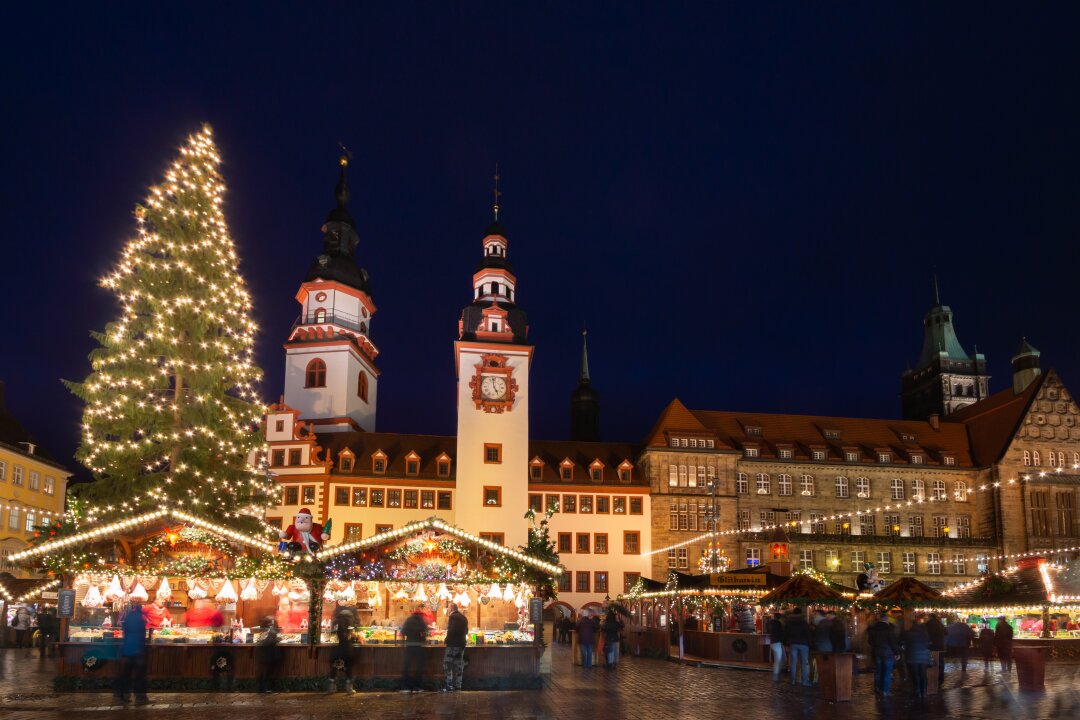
279, 508, 330, 555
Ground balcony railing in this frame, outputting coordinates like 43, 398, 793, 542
294, 309, 368, 335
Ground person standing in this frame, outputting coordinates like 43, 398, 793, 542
12, 607, 31, 649
784, 608, 812, 687
926, 613, 946, 685
827, 611, 847, 653
37, 608, 58, 659
326, 607, 356, 694
993, 617, 1014, 674
903, 616, 932, 699
767, 612, 785, 681
576, 610, 597, 668
867, 612, 900, 697
978, 624, 996, 670
114, 601, 149, 706
400, 606, 429, 692
601, 608, 624, 667
443, 603, 468, 692
945, 617, 973, 673
254, 617, 281, 694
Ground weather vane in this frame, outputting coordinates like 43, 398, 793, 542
338, 141, 352, 167
493, 164, 501, 221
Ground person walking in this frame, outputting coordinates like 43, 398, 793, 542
903, 615, 932, 699
867, 612, 900, 697
12, 607, 31, 649
827, 611, 847, 653
784, 608, 812, 687
601, 608, 624, 667
945, 617, 973, 673
576, 610, 597, 668
254, 617, 281, 694
978, 624, 996, 670
37, 608, 58, 659
767, 612, 785, 681
443, 603, 468, 692
114, 601, 150, 706
400, 606, 429, 692
993, 617, 1014, 674
926, 613, 946, 685
326, 606, 356, 694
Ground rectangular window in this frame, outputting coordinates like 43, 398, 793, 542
977, 554, 989, 575
577, 533, 590, 553
576, 572, 590, 593
859, 514, 876, 536
911, 479, 925, 501
952, 553, 966, 575
438, 460, 451, 477
745, 547, 761, 567
285, 486, 299, 505
1056, 493, 1075, 537
387, 489, 402, 507
24, 511, 35, 532
812, 450, 826, 461
531, 465, 542, 480
623, 531, 640, 554
437, 491, 452, 510
594, 572, 609, 594
579, 495, 593, 513
800, 475, 815, 496
932, 515, 948, 538
678, 548, 688, 569
341, 456, 354, 472
594, 533, 608, 554
850, 551, 866, 573
8, 507, 19, 529
809, 512, 825, 533
375, 523, 392, 534
756, 473, 771, 494
370, 489, 385, 507
927, 553, 942, 575
484, 444, 502, 464
272, 450, 285, 467
351, 487, 367, 506
1030, 491, 1050, 537
778, 474, 792, 496
629, 497, 643, 514
745, 448, 759, 458
558, 533, 572, 553
668, 548, 678, 568
932, 480, 947, 501
911, 455, 924, 465
884, 514, 900, 536
344, 523, 363, 543
825, 549, 840, 571
845, 451, 859, 462
334, 487, 350, 505
528, 494, 543, 512
302, 485, 316, 504
274, 419, 285, 432
876, 551, 891, 574
759, 510, 775, 526
480, 532, 505, 545
624, 573, 641, 593
878, 453, 890, 463
590, 467, 603, 482
943, 456, 955, 466
28, 472, 39, 491
404, 490, 418, 509
891, 478, 905, 500
697, 466, 706, 486
902, 552, 916, 574
483, 486, 502, 507
786, 510, 801, 525
799, 549, 814, 570
421, 490, 435, 509
373, 458, 386, 473
0, 460, 6, 481
289, 449, 302, 466
265, 516, 282, 529
957, 515, 971, 539
669, 465, 678, 487
560, 466, 573, 481
618, 468, 631, 483
669, 503, 679, 530
563, 495, 577, 513
737, 510, 751, 530
596, 496, 610, 514
855, 477, 871, 498
613, 497, 626, 514
835, 476, 849, 498
779, 448, 793, 459
558, 573, 571, 593
406, 460, 419, 475
736, 473, 748, 495
679, 465, 688, 487
908, 515, 923, 537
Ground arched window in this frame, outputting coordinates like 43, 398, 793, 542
755, 473, 770, 495
1023, 450, 1031, 466
313, 307, 327, 323
358, 371, 368, 402
305, 358, 327, 388
800, 475, 815, 496
1032, 450, 1041, 466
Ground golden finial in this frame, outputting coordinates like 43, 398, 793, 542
338, 142, 352, 167
493, 164, 501, 221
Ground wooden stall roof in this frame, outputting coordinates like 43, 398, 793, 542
0, 575, 59, 604
759, 574, 850, 606
946, 560, 1080, 608
868, 576, 947, 607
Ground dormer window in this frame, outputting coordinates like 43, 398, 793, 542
405, 452, 420, 476
339, 450, 355, 472
530, 465, 542, 480
845, 451, 859, 462
778, 448, 793, 459
618, 461, 633, 483
437, 454, 451, 478
744, 448, 759, 458
910, 455, 924, 465
490, 319, 500, 332
942, 456, 956, 466
900, 433, 916, 442
745, 426, 763, 436
812, 449, 826, 461
560, 459, 574, 481
824, 430, 840, 440
372, 451, 387, 474
878, 453, 891, 464
669, 438, 679, 448
589, 460, 604, 483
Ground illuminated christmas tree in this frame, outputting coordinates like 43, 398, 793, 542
66, 125, 273, 527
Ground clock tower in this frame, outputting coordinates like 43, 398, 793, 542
455, 203, 532, 548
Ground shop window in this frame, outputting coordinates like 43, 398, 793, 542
483, 486, 502, 506
305, 358, 327, 388
284, 487, 299, 505
594, 533, 608, 554
352, 488, 367, 506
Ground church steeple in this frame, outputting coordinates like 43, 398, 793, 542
900, 277, 989, 419
571, 324, 600, 442
305, 154, 369, 292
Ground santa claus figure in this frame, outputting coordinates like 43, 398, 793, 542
279, 508, 329, 555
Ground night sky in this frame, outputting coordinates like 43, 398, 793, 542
4, 4, 1080, 481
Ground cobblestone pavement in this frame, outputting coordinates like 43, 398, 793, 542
1, 645, 1078, 720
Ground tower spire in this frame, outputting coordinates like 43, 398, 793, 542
933, 273, 941, 306
493, 164, 501, 221
580, 323, 591, 382
335, 143, 352, 209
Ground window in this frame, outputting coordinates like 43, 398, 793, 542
837, 518, 851, 535
301, 486, 316, 504
824, 430, 840, 440
855, 477, 870, 498
1056, 451, 1065, 468
825, 549, 840, 571
480, 532, 505, 546
956, 515, 971, 538
753, 470, 772, 492
373, 455, 386, 473
812, 449, 826, 461
876, 552, 891, 574
594, 534, 608, 554
613, 497, 626, 514
558, 533, 572, 553
668, 465, 678, 487
43, 476, 55, 495
484, 444, 502, 464
1032, 450, 1041, 466
618, 468, 632, 483
28, 471, 39, 491
579, 495, 593, 513
340, 455, 354, 472
878, 453, 891, 464
809, 512, 825, 534
438, 459, 451, 477
800, 475, 815, 496
696, 466, 706, 487
531, 464, 543, 480
859, 514, 876, 536
745, 448, 759, 458
334, 487, 350, 505
669, 438, 679, 448
576, 572, 591, 593
265, 516, 282, 530
590, 466, 603, 483
976, 554, 989, 575
953, 481, 968, 502
24, 511, 35, 532
596, 497, 610, 514
624, 573, 641, 593
902, 552, 916, 574
558, 573, 572, 593
483, 486, 502, 507
576, 533, 590, 553
943, 456, 956, 467
313, 307, 327, 323
1023, 450, 1032, 466
623, 531, 640, 554
850, 551, 866, 573
759, 510, 775, 526
927, 553, 942, 575
560, 464, 573, 481
274, 419, 285, 433
305, 358, 327, 387
406, 459, 419, 476
8, 507, 19, 529
403, 490, 418, 509
370, 489, 385, 507
778, 474, 792, 496
745, 547, 761, 568
835, 476, 849, 498
594, 572, 609, 594
528, 494, 543, 512
908, 515, 923, 537
736, 473, 748, 495
932, 515, 948, 538
1056, 493, 1075, 537
845, 451, 859, 462
799, 550, 814, 570
952, 553, 966, 575
911, 455, 924, 465
375, 524, 392, 534
12, 466, 24, 485
1074, 452, 1080, 468
678, 465, 688, 487
629, 497, 643, 514
931, 480, 947, 501
387, 489, 402, 507
288, 448, 302, 466
357, 371, 369, 402
884, 514, 900, 536
0, 460, 5, 481
285, 486, 299, 505
421, 490, 435, 509
779, 448, 793, 459
1030, 491, 1050, 537
563, 495, 577, 513
911, 478, 925, 502
344, 523, 362, 542
437, 491, 452, 510
737, 510, 751, 530
352, 488, 367, 506
669, 548, 688, 569
891, 478, 905, 501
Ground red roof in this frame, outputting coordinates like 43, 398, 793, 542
948, 373, 1045, 466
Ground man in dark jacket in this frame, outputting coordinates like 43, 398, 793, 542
945, 618, 973, 672
576, 610, 597, 668
926, 614, 946, 684
993, 617, 1014, 673
601, 609, 625, 667
827, 611, 846, 653
254, 617, 281, 694
443, 603, 468, 691
903, 616, 932, 698
37, 609, 59, 659
784, 609, 812, 686
400, 607, 429, 692
767, 612, 785, 681
867, 613, 900, 696
326, 607, 356, 694
114, 601, 150, 706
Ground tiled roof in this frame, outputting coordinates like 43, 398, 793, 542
686, 408, 974, 467
644, 399, 729, 448
528, 439, 644, 485
947, 374, 1044, 466
315, 431, 456, 479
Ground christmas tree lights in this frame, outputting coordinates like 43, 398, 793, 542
64, 125, 275, 529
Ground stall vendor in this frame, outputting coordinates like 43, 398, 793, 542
276, 596, 306, 632
185, 598, 224, 628
141, 600, 170, 628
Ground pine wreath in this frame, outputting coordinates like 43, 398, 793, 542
82, 651, 106, 672
210, 652, 231, 673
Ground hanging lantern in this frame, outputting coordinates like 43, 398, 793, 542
104, 574, 125, 602
129, 581, 149, 602
239, 578, 259, 601
502, 583, 515, 602
81, 584, 104, 609
215, 579, 238, 603
487, 582, 502, 600
436, 583, 452, 601
155, 577, 173, 603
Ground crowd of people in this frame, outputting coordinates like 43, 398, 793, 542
551, 606, 626, 669
8, 605, 60, 658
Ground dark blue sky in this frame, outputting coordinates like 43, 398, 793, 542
3, 4, 1079, 479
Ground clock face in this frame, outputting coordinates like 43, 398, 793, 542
480, 375, 507, 400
